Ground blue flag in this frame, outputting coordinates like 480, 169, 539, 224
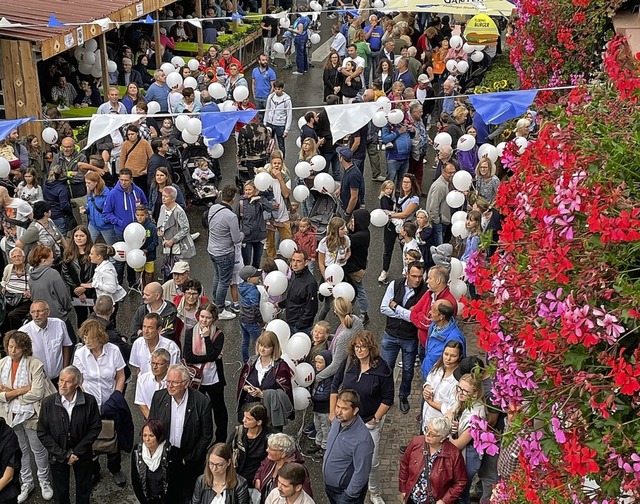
201, 110, 259, 145
48, 14, 64, 27
468, 90, 538, 125
0, 118, 34, 141
140, 14, 155, 24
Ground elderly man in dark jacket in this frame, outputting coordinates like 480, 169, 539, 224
37, 366, 102, 504
280, 249, 318, 336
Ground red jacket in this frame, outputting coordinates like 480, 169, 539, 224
410, 288, 458, 347
294, 227, 318, 260
219, 56, 245, 75
399, 437, 467, 503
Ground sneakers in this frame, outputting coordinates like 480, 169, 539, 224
229, 302, 241, 313
191, 232, 201, 241
40, 481, 53, 501
283, 64, 292, 70
18, 483, 34, 504
370, 493, 386, 504
224, 300, 232, 308
292, 71, 304, 75
219, 309, 237, 320
373, 175, 387, 182
111, 470, 126, 487
327, 13, 337, 19
399, 397, 410, 414
361, 312, 370, 325
377, 270, 388, 283
305, 444, 324, 455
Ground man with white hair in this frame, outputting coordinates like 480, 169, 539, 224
118, 58, 144, 88
144, 70, 171, 112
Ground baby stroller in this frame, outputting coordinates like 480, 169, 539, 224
308, 189, 339, 240
179, 145, 219, 207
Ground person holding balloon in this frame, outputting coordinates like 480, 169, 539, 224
157, 186, 196, 280
263, 151, 292, 259
317, 217, 351, 321
82, 244, 127, 319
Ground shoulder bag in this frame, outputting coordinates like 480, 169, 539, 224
93, 419, 119, 454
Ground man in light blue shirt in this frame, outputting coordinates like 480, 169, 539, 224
145, 70, 171, 112
251, 53, 277, 114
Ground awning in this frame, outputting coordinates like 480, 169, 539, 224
383, 0, 516, 16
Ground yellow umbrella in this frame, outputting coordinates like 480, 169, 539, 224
383, 0, 515, 16
464, 13, 500, 46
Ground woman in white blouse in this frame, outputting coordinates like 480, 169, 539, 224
81, 244, 126, 320
422, 340, 463, 431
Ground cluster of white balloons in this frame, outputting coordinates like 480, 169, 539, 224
370, 96, 401, 129
73, 39, 118, 80
175, 114, 202, 144
450, 210, 469, 239
264, 320, 315, 410
112, 222, 149, 269
448, 256, 468, 302
446, 59, 469, 75
443, 35, 486, 74
318, 264, 356, 302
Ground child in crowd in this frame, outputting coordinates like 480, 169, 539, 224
294, 217, 317, 274
160, 117, 182, 148
403, 249, 422, 277
306, 320, 330, 364
192, 159, 216, 186
282, 31, 294, 69
134, 204, 158, 288
307, 350, 333, 455
289, 201, 301, 235
461, 210, 482, 298
238, 265, 263, 363
16, 167, 43, 205
379, 180, 404, 232
0, 138, 20, 171
400, 221, 422, 274
415, 209, 434, 268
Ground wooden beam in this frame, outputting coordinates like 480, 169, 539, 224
154, 11, 162, 69
100, 34, 110, 103
196, 0, 203, 57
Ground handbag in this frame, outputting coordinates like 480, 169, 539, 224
181, 358, 204, 390
3, 291, 23, 308
231, 425, 244, 467
93, 419, 119, 454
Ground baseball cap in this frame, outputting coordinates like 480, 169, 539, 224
417, 74, 430, 84
170, 261, 190, 274
453, 356, 485, 381
240, 265, 262, 281
336, 146, 353, 162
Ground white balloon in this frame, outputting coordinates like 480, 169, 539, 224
309, 0, 321, 10
496, 142, 507, 157
451, 220, 469, 239
166, 72, 183, 89
254, 172, 274, 191
433, 132, 452, 149
376, 96, 392, 114
106, 60, 118, 73
462, 43, 474, 54
286, 179, 292, 190
74, 47, 85, 61
78, 62, 93, 75
188, 58, 200, 71
298, 116, 306, 130
275, 259, 290, 275
233, 85, 249, 102
450, 35, 463, 50
295, 161, 311, 178
373, 0, 384, 7
310, 33, 321, 44
293, 185, 310, 202
42, 127, 58, 145
450, 258, 464, 280
186, 118, 202, 136
478, 143, 499, 163
514, 136, 529, 154
387, 109, 404, 125
279, 18, 290, 29
260, 302, 277, 323
208, 82, 227, 100
147, 101, 161, 114
370, 209, 389, 227
281, 352, 296, 372
221, 100, 238, 112
112, 241, 129, 262
449, 279, 468, 299
372, 111, 388, 128
292, 387, 311, 410
182, 130, 198, 144
446, 190, 465, 209
310, 155, 326, 173
84, 39, 98, 52
471, 50, 485, 63
123, 222, 146, 248
446, 60, 458, 73
319, 282, 333, 297
82, 51, 96, 65
171, 56, 185, 68
294, 362, 315, 387
161, 62, 176, 75
183, 76, 198, 89
451, 210, 468, 224
264, 271, 288, 296
278, 239, 298, 259
324, 264, 344, 285
332, 282, 355, 302
209, 144, 224, 158
93, 50, 102, 64
0, 158, 10, 178
126, 248, 146, 269
296, 137, 302, 148
287, 333, 312, 360
273, 42, 285, 54
457, 134, 476, 152
456, 60, 469, 74
266, 319, 291, 348
90, 66, 103, 79
175, 114, 190, 132
313, 173, 334, 193
453, 170, 473, 191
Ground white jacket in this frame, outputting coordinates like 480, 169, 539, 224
92, 260, 127, 302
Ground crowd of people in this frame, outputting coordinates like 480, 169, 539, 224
0, 3, 535, 504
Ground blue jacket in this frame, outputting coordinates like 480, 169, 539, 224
421, 319, 467, 378
86, 188, 112, 231
312, 350, 333, 414
43, 180, 71, 220
238, 281, 261, 324
238, 194, 272, 243
381, 124, 411, 160
103, 181, 148, 233
102, 390, 134, 453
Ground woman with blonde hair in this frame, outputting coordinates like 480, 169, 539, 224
316, 217, 351, 320
264, 151, 292, 258
192, 443, 249, 504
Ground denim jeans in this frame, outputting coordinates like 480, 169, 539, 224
313, 412, 330, 449
53, 216, 68, 236
294, 37, 308, 73
381, 331, 418, 399
385, 157, 409, 188
432, 222, 444, 246
290, 325, 312, 337
241, 242, 263, 269
460, 444, 482, 504
323, 151, 341, 181
348, 275, 369, 314
325, 485, 367, 504
240, 321, 262, 362
14, 424, 50, 486
266, 123, 286, 156
365, 416, 385, 495
209, 251, 235, 309
255, 97, 268, 122
88, 223, 116, 245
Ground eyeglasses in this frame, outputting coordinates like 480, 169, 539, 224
151, 361, 168, 367
166, 379, 188, 386
456, 386, 473, 396
425, 431, 441, 437
354, 345, 368, 351
208, 461, 227, 468
185, 291, 199, 296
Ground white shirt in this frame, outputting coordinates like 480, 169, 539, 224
331, 33, 347, 57
342, 55, 365, 69
129, 336, 181, 374
73, 343, 126, 408
60, 391, 78, 419
20, 319, 72, 379
169, 389, 189, 448
317, 236, 351, 267
265, 487, 316, 504
134, 371, 167, 408
421, 369, 458, 430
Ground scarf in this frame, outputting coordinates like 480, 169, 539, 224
191, 322, 218, 377
0, 357, 35, 427
142, 440, 166, 472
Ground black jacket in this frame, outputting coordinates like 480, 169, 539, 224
61, 254, 96, 299
282, 267, 318, 329
131, 440, 171, 504
118, 69, 144, 88
344, 209, 370, 274
315, 110, 335, 155
192, 474, 249, 504
131, 302, 178, 342
148, 388, 213, 466
183, 325, 227, 387
37, 389, 102, 463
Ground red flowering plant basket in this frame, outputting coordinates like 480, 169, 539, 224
466, 37, 640, 503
